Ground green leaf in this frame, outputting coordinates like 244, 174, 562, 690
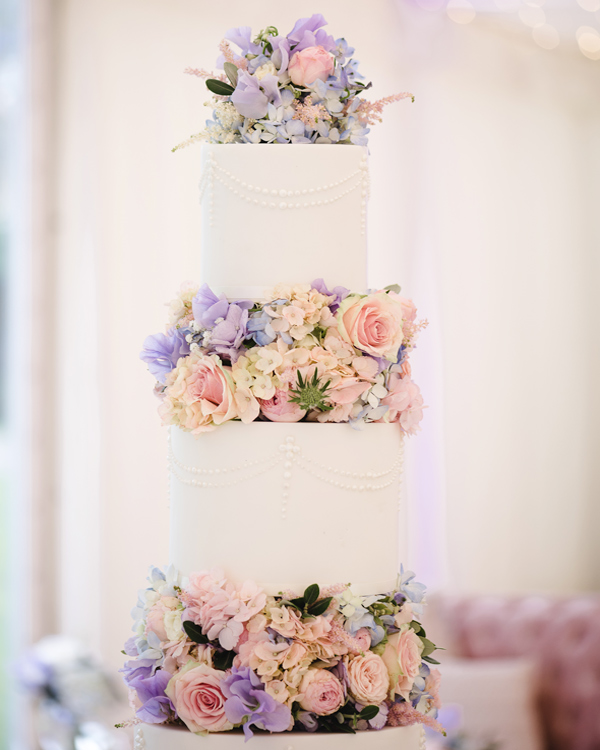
223, 62, 239, 88
359, 705, 380, 721
422, 655, 441, 665
290, 597, 306, 611
206, 79, 235, 96
280, 599, 303, 612
420, 637, 437, 658
213, 649, 236, 671
334, 722, 356, 734
384, 283, 401, 294
307, 597, 332, 617
303, 583, 320, 606
410, 620, 425, 636
183, 620, 209, 644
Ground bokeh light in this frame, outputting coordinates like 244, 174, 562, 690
518, 5, 546, 27
577, 0, 600, 12
447, 0, 477, 25
532, 24, 560, 50
577, 26, 600, 59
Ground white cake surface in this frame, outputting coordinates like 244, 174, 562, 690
200, 144, 369, 300
136, 724, 426, 750
169, 422, 405, 595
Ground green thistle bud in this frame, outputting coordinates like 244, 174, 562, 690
288, 370, 333, 412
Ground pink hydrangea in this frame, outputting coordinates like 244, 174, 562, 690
380, 373, 425, 435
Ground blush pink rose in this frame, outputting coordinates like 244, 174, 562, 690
381, 626, 424, 701
288, 46, 334, 86
337, 293, 404, 362
159, 353, 238, 434
388, 292, 417, 325
379, 373, 424, 435
165, 661, 232, 733
353, 628, 372, 653
347, 651, 389, 706
299, 668, 345, 716
259, 389, 306, 422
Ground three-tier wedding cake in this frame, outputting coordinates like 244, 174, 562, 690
121, 15, 443, 750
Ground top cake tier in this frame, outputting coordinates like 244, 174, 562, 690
200, 144, 369, 299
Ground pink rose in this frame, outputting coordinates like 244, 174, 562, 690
354, 628, 372, 653
288, 46, 334, 87
388, 292, 417, 325
299, 668, 345, 716
381, 626, 424, 701
347, 651, 389, 706
379, 374, 424, 435
165, 661, 232, 733
259, 389, 305, 422
337, 293, 404, 362
159, 353, 238, 434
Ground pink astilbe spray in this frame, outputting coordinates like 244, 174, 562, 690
329, 620, 368, 655
219, 40, 248, 70
356, 92, 414, 125
387, 701, 445, 735
402, 319, 429, 350
184, 67, 225, 81
293, 96, 332, 127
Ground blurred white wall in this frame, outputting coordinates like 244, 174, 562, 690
49, 0, 600, 676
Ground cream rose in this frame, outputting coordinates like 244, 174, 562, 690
165, 661, 232, 733
337, 292, 404, 362
347, 652, 389, 706
298, 668, 345, 716
381, 625, 424, 701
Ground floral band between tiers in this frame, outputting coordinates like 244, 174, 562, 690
140, 280, 427, 434
120, 567, 444, 738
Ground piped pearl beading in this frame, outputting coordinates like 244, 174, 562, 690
200, 150, 370, 235
169, 433, 403, 521
420, 725, 427, 749
133, 727, 146, 750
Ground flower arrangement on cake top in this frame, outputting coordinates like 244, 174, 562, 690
173, 14, 413, 148
140, 280, 427, 434
120, 566, 444, 737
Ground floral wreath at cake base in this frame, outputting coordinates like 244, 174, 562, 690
141, 280, 427, 435
119, 566, 444, 738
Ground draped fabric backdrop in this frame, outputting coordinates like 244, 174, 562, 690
44, 0, 600, 675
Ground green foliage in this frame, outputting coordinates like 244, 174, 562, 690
213, 649, 236, 671
206, 79, 235, 96
223, 63, 239, 88
280, 584, 333, 619
183, 620, 209, 644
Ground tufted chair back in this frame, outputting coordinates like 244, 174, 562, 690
434, 595, 600, 750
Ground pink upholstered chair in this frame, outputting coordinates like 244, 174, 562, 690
429, 595, 600, 750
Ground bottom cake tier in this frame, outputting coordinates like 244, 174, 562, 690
136, 724, 426, 749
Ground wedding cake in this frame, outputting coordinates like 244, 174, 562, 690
121, 15, 443, 750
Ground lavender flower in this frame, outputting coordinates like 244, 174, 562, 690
311, 278, 349, 312
140, 328, 189, 384
286, 14, 337, 53
222, 666, 291, 739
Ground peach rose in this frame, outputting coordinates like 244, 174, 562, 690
381, 625, 424, 701
299, 668, 345, 716
347, 652, 389, 706
165, 661, 232, 733
337, 293, 404, 362
159, 353, 238, 434
389, 292, 417, 325
288, 46, 334, 87
259, 389, 306, 422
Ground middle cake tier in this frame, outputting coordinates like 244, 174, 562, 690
169, 422, 406, 596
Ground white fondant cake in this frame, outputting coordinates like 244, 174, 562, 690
136, 724, 426, 750
200, 145, 369, 300
169, 422, 405, 596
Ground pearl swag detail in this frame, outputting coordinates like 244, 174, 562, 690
199, 150, 371, 235
168, 432, 404, 521
134, 727, 146, 750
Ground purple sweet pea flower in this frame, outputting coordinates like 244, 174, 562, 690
129, 669, 173, 725
123, 637, 139, 657
222, 666, 291, 740
311, 278, 350, 312
224, 26, 262, 57
120, 658, 157, 686
140, 328, 190, 384
287, 14, 337, 53
231, 71, 270, 119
